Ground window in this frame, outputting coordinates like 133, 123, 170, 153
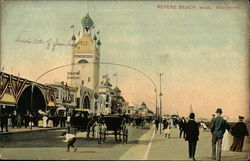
81, 80, 84, 85
88, 77, 91, 82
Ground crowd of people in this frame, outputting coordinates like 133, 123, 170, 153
0, 110, 67, 132
154, 108, 249, 161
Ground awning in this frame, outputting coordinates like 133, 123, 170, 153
74, 108, 90, 112
47, 101, 56, 107
0, 93, 17, 105
57, 105, 66, 111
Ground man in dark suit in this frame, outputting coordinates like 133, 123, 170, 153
210, 108, 229, 161
185, 113, 199, 161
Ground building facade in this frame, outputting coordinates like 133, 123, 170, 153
67, 13, 101, 112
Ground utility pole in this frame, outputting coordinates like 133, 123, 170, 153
159, 73, 163, 135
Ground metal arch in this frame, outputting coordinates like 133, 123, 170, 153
18, 84, 47, 107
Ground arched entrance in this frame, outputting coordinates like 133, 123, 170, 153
17, 85, 46, 115
83, 96, 90, 109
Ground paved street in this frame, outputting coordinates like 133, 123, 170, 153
0, 124, 151, 160
0, 124, 249, 160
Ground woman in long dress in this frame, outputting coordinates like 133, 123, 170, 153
164, 120, 171, 138
222, 116, 230, 151
43, 115, 48, 128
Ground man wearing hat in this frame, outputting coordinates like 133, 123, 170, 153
185, 113, 199, 161
229, 116, 249, 152
210, 108, 230, 161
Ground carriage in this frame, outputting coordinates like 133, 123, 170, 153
70, 108, 97, 138
134, 115, 145, 128
98, 114, 128, 144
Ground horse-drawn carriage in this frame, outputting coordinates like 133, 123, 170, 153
134, 115, 145, 128
69, 108, 96, 138
98, 114, 128, 144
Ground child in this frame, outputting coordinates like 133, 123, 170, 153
164, 120, 171, 138
61, 132, 77, 152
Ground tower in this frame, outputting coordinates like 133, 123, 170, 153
69, 13, 101, 93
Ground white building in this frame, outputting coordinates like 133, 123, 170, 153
67, 13, 101, 112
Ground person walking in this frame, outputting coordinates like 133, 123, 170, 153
221, 116, 231, 151
179, 117, 186, 138
24, 114, 30, 129
1, 113, 8, 132
185, 113, 199, 161
16, 113, 22, 128
164, 120, 171, 138
211, 108, 230, 161
155, 117, 159, 132
230, 116, 249, 152
209, 114, 216, 133
29, 113, 34, 130
11, 113, 17, 128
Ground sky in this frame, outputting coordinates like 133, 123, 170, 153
1, 0, 249, 119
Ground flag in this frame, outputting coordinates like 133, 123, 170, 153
97, 31, 99, 34
102, 74, 108, 79
113, 73, 117, 77
78, 31, 80, 36
70, 25, 74, 28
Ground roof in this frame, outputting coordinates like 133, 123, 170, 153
72, 35, 76, 41
104, 81, 112, 87
81, 13, 94, 28
114, 87, 121, 93
93, 35, 97, 41
97, 39, 102, 46
137, 107, 143, 111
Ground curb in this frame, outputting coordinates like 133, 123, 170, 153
0, 127, 66, 135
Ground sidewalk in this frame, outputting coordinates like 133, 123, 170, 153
147, 126, 249, 160
0, 126, 66, 135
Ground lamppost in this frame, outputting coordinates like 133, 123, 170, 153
159, 72, 163, 135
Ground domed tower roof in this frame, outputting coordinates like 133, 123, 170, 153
93, 34, 97, 41
141, 102, 147, 106
114, 87, 121, 93
81, 13, 94, 28
71, 35, 76, 41
97, 39, 102, 46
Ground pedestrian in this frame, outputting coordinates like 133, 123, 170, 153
164, 120, 171, 138
42, 115, 48, 128
24, 113, 30, 129
29, 113, 34, 130
200, 121, 208, 132
209, 114, 216, 133
11, 113, 17, 128
0, 113, 8, 132
230, 116, 249, 152
185, 113, 199, 161
155, 117, 159, 132
179, 117, 186, 138
16, 113, 22, 128
61, 131, 77, 152
210, 108, 230, 161
221, 116, 231, 151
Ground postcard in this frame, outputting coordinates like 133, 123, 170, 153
0, 0, 249, 160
